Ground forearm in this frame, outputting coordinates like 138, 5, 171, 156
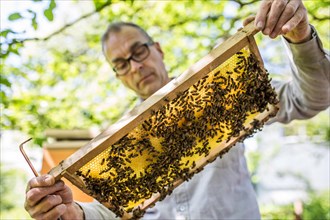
283, 23, 312, 44
61, 202, 85, 220
271, 25, 330, 124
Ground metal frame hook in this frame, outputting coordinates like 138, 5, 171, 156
19, 138, 40, 177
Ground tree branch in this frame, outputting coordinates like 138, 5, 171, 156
231, 0, 260, 7
308, 12, 330, 22
3, 1, 112, 45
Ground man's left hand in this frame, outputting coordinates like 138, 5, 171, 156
244, 0, 312, 43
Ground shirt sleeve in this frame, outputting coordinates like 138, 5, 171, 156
77, 201, 119, 220
269, 25, 330, 124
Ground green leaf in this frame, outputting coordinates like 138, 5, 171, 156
27, 10, 38, 30
44, 9, 54, 21
0, 29, 10, 37
32, 15, 38, 30
44, 0, 56, 21
8, 13, 23, 21
0, 77, 11, 87
49, 0, 56, 9
0, 91, 7, 104
93, 0, 111, 10
0, 51, 9, 59
7, 43, 21, 56
32, 17, 38, 30
0, 29, 16, 38
93, 0, 102, 10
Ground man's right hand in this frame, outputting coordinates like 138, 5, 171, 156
25, 174, 84, 220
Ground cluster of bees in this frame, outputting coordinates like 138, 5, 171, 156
76, 48, 278, 218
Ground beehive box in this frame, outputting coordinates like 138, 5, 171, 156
49, 22, 279, 218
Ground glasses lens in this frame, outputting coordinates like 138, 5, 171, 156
114, 61, 129, 75
113, 43, 152, 76
132, 44, 149, 62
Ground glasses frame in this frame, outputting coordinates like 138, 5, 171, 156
112, 42, 154, 76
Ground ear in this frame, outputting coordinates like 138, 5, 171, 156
153, 42, 164, 59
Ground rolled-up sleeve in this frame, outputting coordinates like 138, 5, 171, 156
270, 25, 330, 124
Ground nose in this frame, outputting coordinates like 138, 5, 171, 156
130, 59, 143, 74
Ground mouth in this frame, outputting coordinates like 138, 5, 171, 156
138, 74, 153, 88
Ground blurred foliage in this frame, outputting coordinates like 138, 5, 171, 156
0, 164, 32, 219
246, 150, 261, 188
1, 0, 329, 145
260, 190, 330, 220
303, 190, 330, 220
283, 110, 330, 144
260, 203, 294, 219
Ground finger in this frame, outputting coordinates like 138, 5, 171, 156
255, 0, 272, 30
27, 175, 55, 192
53, 185, 74, 204
269, 0, 300, 38
34, 204, 67, 220
282, 4, 306, 34
243, 16, 255, 26
26, 181, 65, 207
264, 0, 290, 35
28, 195, 63, 217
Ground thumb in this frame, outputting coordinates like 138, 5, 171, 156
27, 175, 55, 192
243, 16, 255, 27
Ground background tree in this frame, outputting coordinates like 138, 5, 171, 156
1, 0, 329, 143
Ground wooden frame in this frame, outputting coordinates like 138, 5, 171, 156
48, 22, 278, 217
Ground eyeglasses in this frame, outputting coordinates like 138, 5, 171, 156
112, 42, 154, 76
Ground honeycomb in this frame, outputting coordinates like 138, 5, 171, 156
76, 46, 278, 218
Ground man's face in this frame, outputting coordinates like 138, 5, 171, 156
103, 26, 170, 100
